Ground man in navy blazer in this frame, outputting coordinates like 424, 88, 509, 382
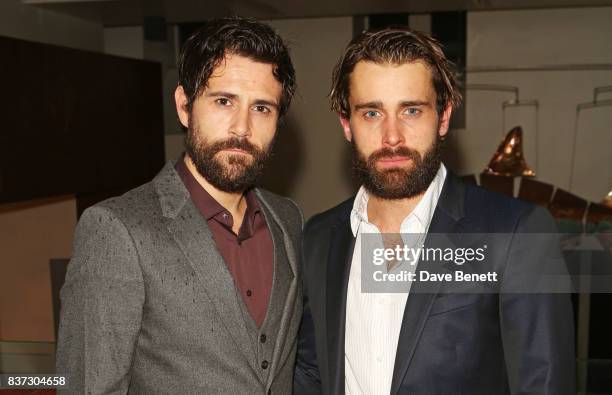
294, 27, 575, 395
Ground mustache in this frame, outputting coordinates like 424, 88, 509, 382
368, 146, 421, 163
208, 137, 260, 155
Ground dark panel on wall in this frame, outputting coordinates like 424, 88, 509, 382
144, 16, 168, 41
368, 13, 409, 30
179, 22, 206, 50
0, 36, 165, 205
431, 11, 466, 129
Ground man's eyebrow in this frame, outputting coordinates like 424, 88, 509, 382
399, 100, 431, 107
253, 99, 279, 109
205, 91, 238, 99
353, 100, 432, 111
353, 101, 383, 111
205, 91, 279, 108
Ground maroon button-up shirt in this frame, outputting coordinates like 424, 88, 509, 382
176, 159, 273, 327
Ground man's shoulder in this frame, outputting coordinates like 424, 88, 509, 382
81, 180, 161, 228
461, 181, 554, 232
464, 181, 531, 213
304, 196, 354, 235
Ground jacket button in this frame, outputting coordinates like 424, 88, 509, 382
261, 360, 269, 369
260, 334, 266, 343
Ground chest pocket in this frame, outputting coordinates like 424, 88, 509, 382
429, 293, 483, 316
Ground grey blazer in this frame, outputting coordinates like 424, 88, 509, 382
56, 161, 303, 394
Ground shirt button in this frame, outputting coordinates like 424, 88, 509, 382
260, 334, 266, 343
261, 360, 269, 369
246, 290, 252, 297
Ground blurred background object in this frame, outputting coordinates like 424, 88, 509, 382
483, 126, 536, 177
603, 189, 612, 208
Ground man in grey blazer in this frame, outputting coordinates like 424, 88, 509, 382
56, 17, 303, 394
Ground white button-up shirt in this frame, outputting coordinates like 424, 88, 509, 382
345, 164, 447, 395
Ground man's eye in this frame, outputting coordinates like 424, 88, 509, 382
253, 105, 270, 113
405, 107, 421, 116
215, 98, 231, 106
364, 110, 380, 118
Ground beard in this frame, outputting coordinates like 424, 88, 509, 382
185, 122, 273, 193
351, 137, 442, 200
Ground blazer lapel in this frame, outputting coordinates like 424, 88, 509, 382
326, 216, 354, 395
390, 173, 467, 395
153, 162, 259, 374
254, 191, 300, 389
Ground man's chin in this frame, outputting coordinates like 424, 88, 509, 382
375, 177, 409, 191
213, 154, 254, 170
219, 167, 251, 181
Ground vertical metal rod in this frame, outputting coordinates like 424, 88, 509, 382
593, 85, 612, 104
465, 84, 520, 139
569, 99, 612, 191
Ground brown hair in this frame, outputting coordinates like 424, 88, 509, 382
330, 27, 462, 118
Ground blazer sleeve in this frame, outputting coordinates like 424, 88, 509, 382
499, 205, 576, 395
56, 206, 145, 395
294, 285, 323, 395
294, 219, 323, 395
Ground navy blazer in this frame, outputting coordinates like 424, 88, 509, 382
294, 172, 575, 395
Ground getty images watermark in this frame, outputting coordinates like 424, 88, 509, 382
359, 233, 612, 294
372, 242, 497, 283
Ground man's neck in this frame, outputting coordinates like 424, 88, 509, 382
184, 155, 247, 232
367, 192, 425, 234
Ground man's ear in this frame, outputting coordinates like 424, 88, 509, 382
438, 103, 453, 138
175, 85, 189, 128
339, 115, 352, 142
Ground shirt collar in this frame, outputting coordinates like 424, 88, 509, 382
350, 163, 447, 236
241, 188, 262, 236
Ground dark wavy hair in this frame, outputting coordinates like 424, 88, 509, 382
330, 27, 462, 118
178, 16, 296, 118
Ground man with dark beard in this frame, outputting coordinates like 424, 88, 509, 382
56, 17, 303, 394
294, 27, 575, 395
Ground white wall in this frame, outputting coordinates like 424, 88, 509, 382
0, 0, 102, 51
467, 7, 612, 66
264, 17, 355, 218
461, 7, 612, 202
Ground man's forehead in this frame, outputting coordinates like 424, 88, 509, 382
204, 54, 282, 100
210, 53, 276, 78
348, 60, 436, 101
350, 59, 433, 82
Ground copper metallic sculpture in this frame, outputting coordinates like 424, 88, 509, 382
603, 189, 612, 208
484, 126, 536, 177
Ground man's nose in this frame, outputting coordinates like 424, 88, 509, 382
229, 106, 251, 138
382, 117, 404, 147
